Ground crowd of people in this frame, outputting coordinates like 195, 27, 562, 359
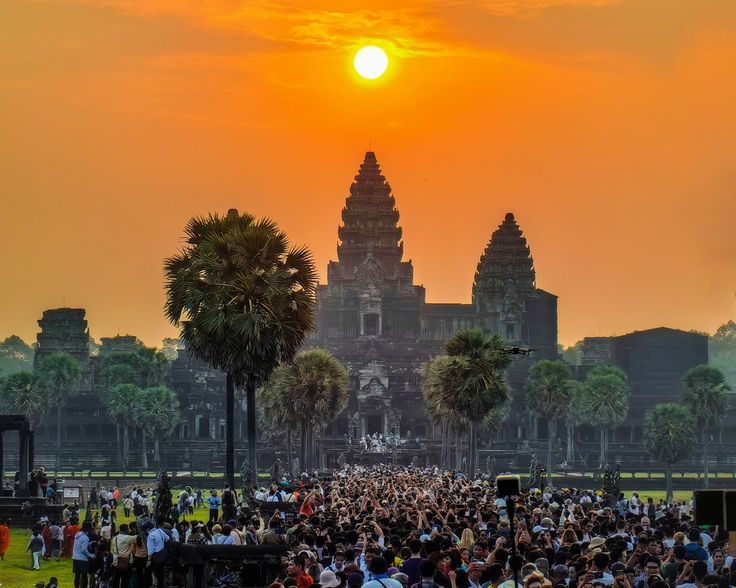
5, 465, 734, 588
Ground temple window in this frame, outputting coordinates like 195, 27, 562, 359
364, 313, 379, 336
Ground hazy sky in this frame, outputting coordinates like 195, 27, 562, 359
2, 0, 735, 348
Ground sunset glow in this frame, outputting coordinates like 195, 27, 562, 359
1, 0, 735, 348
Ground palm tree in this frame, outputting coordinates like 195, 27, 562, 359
423, 356, 456, 470
424, 329, 511, 475
525, 359, 574, 480
644, 403, 695, 501
0, 371, 53, 467
134, 386, 181, 466
164, 210, 317, 487
0, 371, 53, 429
38, 353, 82, 474
268, 350, 349, 472
682, 365, 731, 488
579, 365, 628, 468
256, 378, 300, 476
101, 383, 141, 469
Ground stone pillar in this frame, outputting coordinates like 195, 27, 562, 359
18, 430, 29, 495
29, 430, 35, 471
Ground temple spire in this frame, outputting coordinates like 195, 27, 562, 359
336, 152, 403, 276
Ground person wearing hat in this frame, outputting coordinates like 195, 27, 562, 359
321, 570, 342, 588
72, 520, 94, 588
363, 556, 404, 588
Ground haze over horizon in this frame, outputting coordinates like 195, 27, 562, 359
2, 0, 735, 348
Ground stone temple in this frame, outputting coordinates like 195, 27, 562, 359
308, 151, 558, 451
9, 151, 726, 471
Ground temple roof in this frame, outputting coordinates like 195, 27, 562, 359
336, 152, 404, 275
472, 212, 536, 302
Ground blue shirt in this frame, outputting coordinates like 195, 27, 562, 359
73, 531, 92, 561
147, 528, 170, 556
205, 496, 221, 509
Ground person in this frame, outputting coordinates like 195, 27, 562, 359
119, 494, 131, 517
410, 559, 441, 588
288, 553, 315, 588
222, 484, 237, 522
46, 576, 59, 588
111, 523, 136, 588
49, 519, 63, 560
72, 520, 94, 588
206, 489, 221, 524
64, 516, 81, 558
146, 517, 171, 588
28, 526, 44, 570
363, 555, 405, 588
0, 518, 10, 560
401, 540, 425, 586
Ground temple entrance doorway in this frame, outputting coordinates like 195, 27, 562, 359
365, 414, 383, 435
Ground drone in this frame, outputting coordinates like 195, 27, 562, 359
503, 346, 537, 356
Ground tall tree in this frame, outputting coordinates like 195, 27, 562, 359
0, 371, 53, 468
164, 210, 317, 486
579, 365, 629, 468
100, 383, 141, 469
38, 353, 82, 474
0, 371, 53, 429
423, 355, 457, 470
682, 365, 731, 488
644, 403, 695, 501
525, 359, 574, 481
0, 335, 34, 375
134, 386, 181, 466
258, 381, 298, 475
710, 321, 736, 388
424, 329, 511, 475
267, 350, 349, 472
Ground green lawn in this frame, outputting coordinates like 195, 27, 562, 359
0, 497, 217, 588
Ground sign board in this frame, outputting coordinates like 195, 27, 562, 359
63, 487, 81, 499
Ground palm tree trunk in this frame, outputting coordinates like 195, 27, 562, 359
703, 431, 709, 489
440, 418, 447, 469
226, 373, 236, 490
469, 422, 477, 476
546, 420, 553, 484
246, 378, 257, 485
566, 424, 574, 463
123, 425, 129, 470
55, 402, 62, 475
141, 432, 148, 470
599, 428, 606, 468
154, 437, 160, 464
455, 429, 462, 471
115, 424, 122, 469
286, 429, 293, 477
666, 466, 673, 502
300, 424, 307, 474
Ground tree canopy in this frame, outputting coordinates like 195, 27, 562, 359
644, 403, 695, 466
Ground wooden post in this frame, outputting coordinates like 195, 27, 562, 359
729, 531, 736, 557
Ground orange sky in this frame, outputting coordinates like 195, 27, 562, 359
1, 0, 735, 348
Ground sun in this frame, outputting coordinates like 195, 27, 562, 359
353, 46, 389, 80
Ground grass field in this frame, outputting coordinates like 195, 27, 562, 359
0, 486, 697, 588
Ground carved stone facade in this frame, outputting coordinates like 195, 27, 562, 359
309, 152, 559, 444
